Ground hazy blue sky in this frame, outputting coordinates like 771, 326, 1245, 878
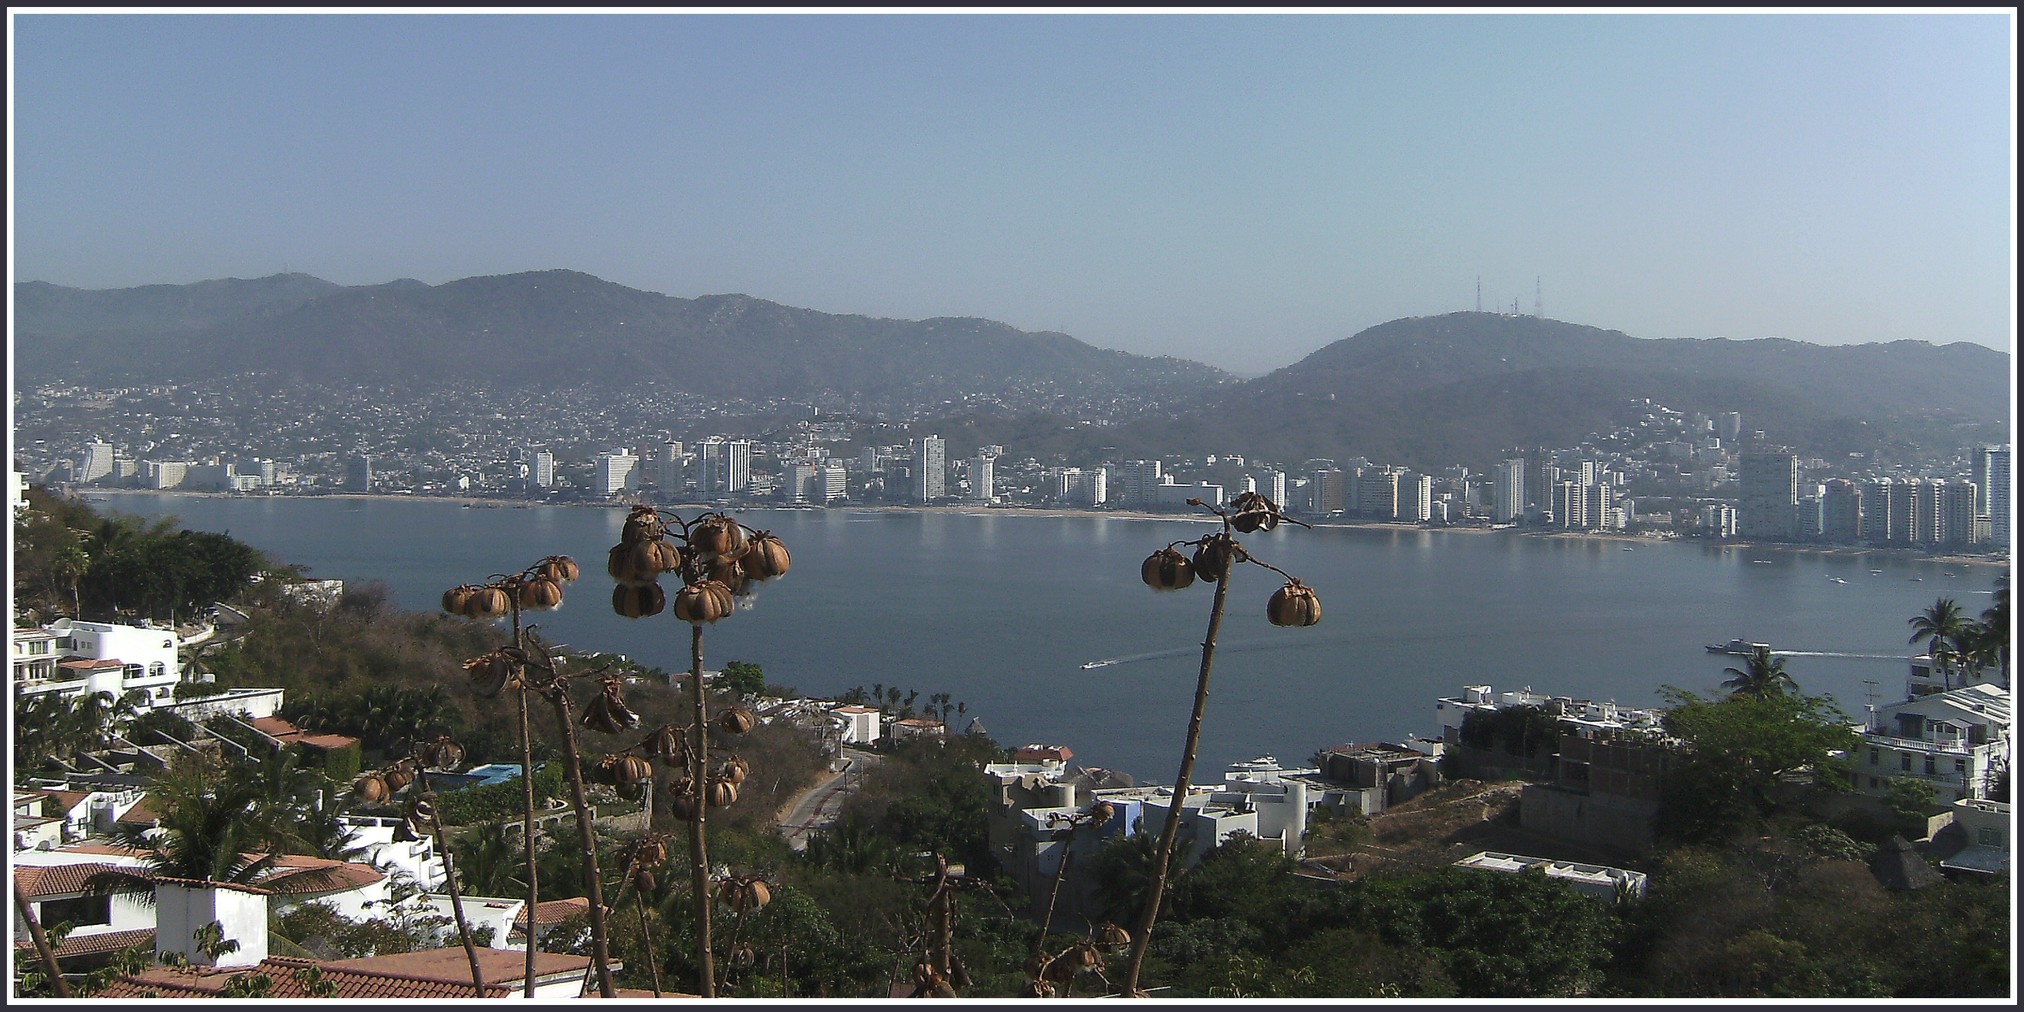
9, 10, 2014, 373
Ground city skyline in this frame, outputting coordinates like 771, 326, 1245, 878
8, 10, 2015, 375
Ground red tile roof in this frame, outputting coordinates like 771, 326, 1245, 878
14, 927, 156, 961
513, 896, 593, 929
13, 862, 149, 899
100, 955, 516, 999
259, 855, 384, 894
324, 945, 596, 985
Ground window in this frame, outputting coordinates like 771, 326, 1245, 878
1976, 827, 2003, 847
1924, 757, 1937, 776
1869, 748, 1879, 766
39, 895, 111, 928
1955, 759, 1967, 773
1900, 755, 1912, 771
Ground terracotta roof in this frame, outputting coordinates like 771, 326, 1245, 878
14, 927, 156, 961
324, 945, 596, 986
292, 732, 360, 750
58, 658, 125, 671
250, 716, 302, 737
14, 862, 149, 899
100, 955, 515, 999
115, 796, 162, 825
513, 895, 593, 929
259, 855, 384, 894
28, 789, 94, 814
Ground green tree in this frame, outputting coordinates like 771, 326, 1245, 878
720, 660, 767, 698
1656, 688, 1858, 845
1721, 646, 1798, 701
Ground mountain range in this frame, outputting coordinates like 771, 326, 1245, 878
13, 271, 2010, 470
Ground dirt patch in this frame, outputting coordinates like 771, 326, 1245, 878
1309, 779, 1644, 881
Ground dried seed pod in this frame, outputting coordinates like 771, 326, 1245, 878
648, 725, 688, 767
464, 586, 511, 620
613, 754, 653, 787
706, 556, 750, 597
718, 706, 756, 735
538, 555, 581, 583
632, 867, 657, 894
690, 515, 747, 559
517, 575, 565, 611
630, 836, 668, 869
674, 580, 736, 624
1229, 492, 1278, 534
607, 543, 660, 586
718, 755, 749, 785
1087, 800, 1116, 826
949, 955, 971, 990
611, 582, 666, 619
463, 651, 515, 698
706, 776, 740, 807
1191, 535, 1239, 583
383, 762, 415, 793
668, 779, 701, 822
1019, 980, 1055, 999
352, 774, 390, 804
1042, 955, 1078, 983
733, 944, 756, 968
621, 506, 661, 544
1266, 580, 1322, 627
912, 960, 936, 986
718, 877, 769, 913
1067, 940, 1102, 970
1094, 922, 1130, 952
642, 539, 683, 575
1140, 547, 1195, 591
744, 879, 770, 910
742, 533, 791, 581
441, 584, 479, 616
419, 736, 465, 770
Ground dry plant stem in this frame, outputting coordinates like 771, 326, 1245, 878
637, 885, 663, 997
1038, 839, 1073, 944
1121, 562, 1233, 996
688, 621, 717, 998
550, 689, 618, 998
417, 766, 486, 996
514, 682, 540, 997
15, 880, 71, 997
512, 609, 539, 998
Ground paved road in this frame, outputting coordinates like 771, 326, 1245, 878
776, 747, 879, 851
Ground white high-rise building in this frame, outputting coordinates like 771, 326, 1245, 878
1107, 460, 1164, 507
532, 450, 557, 489
593, 449, 639, 497
1054, 467, 1107, 506
914, 435, 946, 502
81, 441, 115, 483
1404, 473, 1433, 523
1494, 458, 1526, 523
782, 461, 821, 502
1983, 447, 2015, 550
1262, 469, 1287, 505
815, 465, 848, 503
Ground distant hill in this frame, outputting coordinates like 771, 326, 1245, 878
1093, 313, 2011, 471
10, 270, 1229, 406
12, 277, 2008, 471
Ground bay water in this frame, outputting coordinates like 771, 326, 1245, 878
93, 493, 2002, 782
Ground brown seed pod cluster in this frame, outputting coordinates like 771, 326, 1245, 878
461, 649, 519, 698
1267, 579, 1323, 627
418, 735, 465, 771
1140, 547, 1195, 591
717, 875, 771, 914
667, 776, 701, 822
605, 508, 793, 622
1228, 490, 1284, 534
1141, 509, 1322, 628
580, 674, 641, 735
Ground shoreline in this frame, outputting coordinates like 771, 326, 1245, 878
69, 487, 2011, 569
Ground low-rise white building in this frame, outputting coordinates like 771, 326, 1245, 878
1858, 683, 2011, 804
1453, 850, 1649, 901
12, 619, 182, 709
829, 704, 881, 745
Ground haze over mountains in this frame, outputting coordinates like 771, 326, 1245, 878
13, 271, 2010, 471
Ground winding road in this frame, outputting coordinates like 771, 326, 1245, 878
776, 746, 879, 850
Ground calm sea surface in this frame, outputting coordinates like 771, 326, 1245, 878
94, 493, 2005, 782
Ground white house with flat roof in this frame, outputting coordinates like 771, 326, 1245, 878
12, 619, 181, 709
1858, 683, 2011, 805
1454, 850, 1649, 901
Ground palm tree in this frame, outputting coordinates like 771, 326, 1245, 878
99, 754, 292, 888
1975, 573, 2010, 683
1909, 598, 1969, 691
1721, 646, 1798, 701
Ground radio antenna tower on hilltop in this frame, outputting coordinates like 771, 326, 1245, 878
1534, 277, 1542, 318
1476, 276, 1482, 313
